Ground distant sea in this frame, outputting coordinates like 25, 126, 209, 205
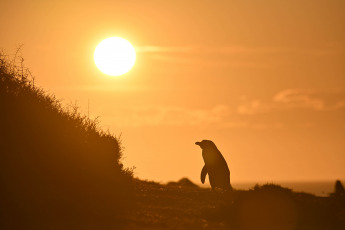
232, 180, 345, 197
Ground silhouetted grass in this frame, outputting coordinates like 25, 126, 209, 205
0, 52, 134, 229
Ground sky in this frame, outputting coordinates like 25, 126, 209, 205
1, 0, 345, 184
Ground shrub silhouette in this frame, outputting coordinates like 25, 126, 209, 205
0, 52, 134, 229
167, 177, 199, 188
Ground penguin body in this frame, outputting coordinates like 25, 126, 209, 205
195, 140, 232, 190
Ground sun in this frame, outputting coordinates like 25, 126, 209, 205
94, 37, 136, 76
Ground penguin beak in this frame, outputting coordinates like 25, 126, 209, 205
195, 142, 202, 146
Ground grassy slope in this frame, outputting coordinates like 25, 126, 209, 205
0, 53, 134, 229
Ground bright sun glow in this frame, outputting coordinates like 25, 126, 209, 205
94, 37, 136, 76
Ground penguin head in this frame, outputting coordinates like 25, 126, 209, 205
195, 140, 217, 150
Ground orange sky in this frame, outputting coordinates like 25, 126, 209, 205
2, 0, 345, 184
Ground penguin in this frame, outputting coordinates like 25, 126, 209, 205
195, 140, 232, 190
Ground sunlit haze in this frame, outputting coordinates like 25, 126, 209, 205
1, 0, 344, 184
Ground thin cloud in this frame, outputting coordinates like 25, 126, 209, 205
273, 89, 325, 111
112, 104, 231, 127
237, 100, 270, 115
136, 45, 283, 54
137, 45, 276, 68
136, 44, 345, 68
238, 89, 345, 115
108, 104, 287, 130
136, 44, 345, 55
136, 46, 194, 53
274, 89, 345, 111
148, 54, 195, 64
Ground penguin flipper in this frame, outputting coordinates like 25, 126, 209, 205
201, 165, 208, 184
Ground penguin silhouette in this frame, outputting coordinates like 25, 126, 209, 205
195, 140, 232, 190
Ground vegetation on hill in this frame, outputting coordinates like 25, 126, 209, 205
1, 51, 344, 230
0, 52, 134, 229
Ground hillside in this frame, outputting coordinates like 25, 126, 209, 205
1, 53, 344, 230
0, 53, 134, 229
